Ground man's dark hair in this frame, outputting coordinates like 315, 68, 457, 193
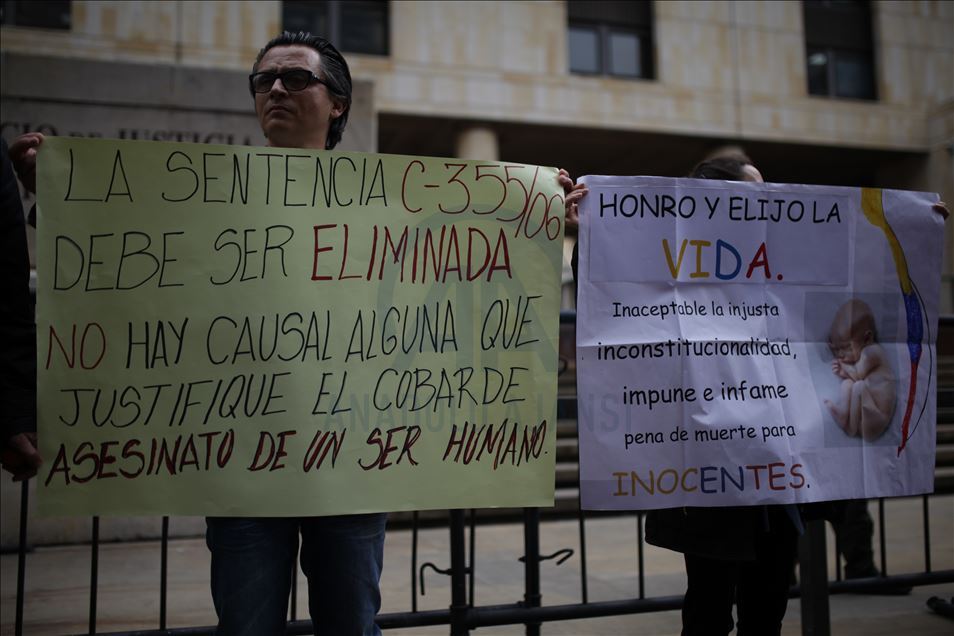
688, 153, 754, 181
253, 31, 352, 150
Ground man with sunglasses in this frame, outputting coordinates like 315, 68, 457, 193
203, 32, 387, 636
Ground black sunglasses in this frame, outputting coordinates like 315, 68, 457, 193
248, 69, 329, 94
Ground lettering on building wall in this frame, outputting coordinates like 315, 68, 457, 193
1, 121, 254, 146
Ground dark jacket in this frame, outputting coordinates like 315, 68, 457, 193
0, 138, 37, 441
646, 506, 768, 561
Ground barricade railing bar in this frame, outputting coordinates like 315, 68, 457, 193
10, 486, 954, 636
9, 314, 954, 636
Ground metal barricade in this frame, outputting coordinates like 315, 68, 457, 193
8, 313, 954, 635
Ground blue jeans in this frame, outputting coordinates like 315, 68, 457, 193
206, 514, 387, 636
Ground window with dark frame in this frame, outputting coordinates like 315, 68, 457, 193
282, 0, 389, 56
567, 1, 654, 80
803, 0, 876, 100
0, 0, 71, 30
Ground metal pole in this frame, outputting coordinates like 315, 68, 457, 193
15, 480, 29, 636
411, 511, 419, 612
877, 498, 887, 576
160, 517, 169, 630
798, 519, 830, 636
523, 508, 542, 636
636, 513, 645, 599
90, 516, 100, 635
577, 504, 589, 603
449, 510, 469, 635
922, 495, 931, 573
468, 509, 476, 607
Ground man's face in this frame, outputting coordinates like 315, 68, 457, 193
254, 45, 343, 150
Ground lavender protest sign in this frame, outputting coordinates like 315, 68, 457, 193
576, 176, 943, 510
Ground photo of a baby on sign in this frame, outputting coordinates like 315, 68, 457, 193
824, 299, 898, 441
808, 293, 901, 447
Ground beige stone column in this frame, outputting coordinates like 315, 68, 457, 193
454, 126, 499, 161
927, 103, 954, 314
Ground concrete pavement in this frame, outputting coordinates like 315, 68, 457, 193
2, 496, 952, 635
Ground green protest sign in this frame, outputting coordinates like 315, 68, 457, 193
36, 137, 563, 516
